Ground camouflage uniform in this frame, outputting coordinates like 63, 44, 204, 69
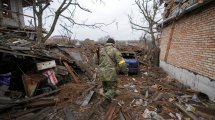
94, 43, 128, 101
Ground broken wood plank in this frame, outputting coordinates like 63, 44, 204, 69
123, 110, 132, 120
1, 107, 42, 119
196, 110, 215, 120
0, 89, 60, 110
10, 46, 31, 51
174, 103, 199, 120
20, 89, 60, 104
63, 62, 80, 83
31, 107, 53, 120
104, 103, 117, 120
81, 91, 95, 106
64, 107, 75, 120
27, 100, 56, 108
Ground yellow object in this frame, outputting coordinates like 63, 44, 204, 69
118, 60, 125, 65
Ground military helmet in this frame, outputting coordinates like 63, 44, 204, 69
106, 38, 115, 44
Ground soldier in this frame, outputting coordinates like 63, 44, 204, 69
94, 38, 128, 108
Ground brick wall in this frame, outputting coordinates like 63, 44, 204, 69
160, 2, 215, 80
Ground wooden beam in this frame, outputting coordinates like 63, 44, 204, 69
104, 103, 117, 120
10, 46, 31, 51
164, 21, 176, 62
174, 103, 199, 120
63, 62, 80, 83
0, 89, 60, 110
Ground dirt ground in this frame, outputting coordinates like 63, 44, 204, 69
23, 64, 214, 120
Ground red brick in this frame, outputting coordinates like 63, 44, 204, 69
160, 3, 215, 80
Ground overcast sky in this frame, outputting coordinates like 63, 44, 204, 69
25, 0, 143, 40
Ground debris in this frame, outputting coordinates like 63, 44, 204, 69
168, 112, 176, 118
2, 107, 42, 119
152, 92, 164, 101
36, 60, 56, 71
64, 107, 75, 120
42, 69, 58, 85
134, 89, 138, 93
145, 90, 149, 98
123, 83, 136, 88
56, 65, 69, 75
31, 107, 53, 120
27, 100, 57, 108
174, 103, 198, 120
142, 109, 164, 120
134, 99, 143, 106
81, 90, 95, 106
155, 105, 163, 113
22, 73, 47, 97
0, 39, 214, 120
185, 104, 196, 112
104, 103, 117, 120
10, 46, 31, 51
143, 100, 148, 106
151, 84, 158, 89
192, 94, 200, 102
175, 113, 182, 120
119, 111, 126, 120
0, 85, 9, 96
118, 100, 125, 106
195, 110, 215, 120
168, 97, 175, 102
0, 73, 11, 84
132, 78, 136, 81
63, 62, 80, 83
143, 72, 148, 76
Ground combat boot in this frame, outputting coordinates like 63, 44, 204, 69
100, 98, 111, 110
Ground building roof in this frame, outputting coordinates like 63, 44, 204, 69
160, 0, 214, 26
22, 0, 51, 7
22, 0, 33, 7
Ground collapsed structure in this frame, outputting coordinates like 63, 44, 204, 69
159, 0, 215, 100
0, 0, 214, 119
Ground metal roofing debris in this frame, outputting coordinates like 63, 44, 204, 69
160, 0, 214, 26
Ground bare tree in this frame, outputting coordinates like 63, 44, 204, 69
27, 0, 107, 44
128, 0, 163, 48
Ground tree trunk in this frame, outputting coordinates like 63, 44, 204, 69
149, 25, 160, 67
37, 13, 43, 44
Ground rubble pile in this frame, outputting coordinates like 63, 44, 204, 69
0, 39, 214, 120
163, 0, 202, 19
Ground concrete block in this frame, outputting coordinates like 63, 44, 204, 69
37, 60, 56, 71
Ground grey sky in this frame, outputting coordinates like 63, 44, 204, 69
25, 0, 143, 40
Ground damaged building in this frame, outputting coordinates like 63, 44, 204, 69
159, 0, 215, 100
0, 0, 45, 40
0, 0, 214, 119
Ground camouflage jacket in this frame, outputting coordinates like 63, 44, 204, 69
94, 43, 128, 81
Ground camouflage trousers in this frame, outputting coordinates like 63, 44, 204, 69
102, 81, 117, 101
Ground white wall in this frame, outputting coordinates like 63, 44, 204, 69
160, 60, 215, 101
